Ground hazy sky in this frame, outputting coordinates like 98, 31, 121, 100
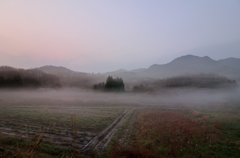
0, 0, 240, 72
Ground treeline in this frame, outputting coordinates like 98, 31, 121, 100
159, 73, 237, 88
37, 66, 106, 89
0, 66, 118, 89
0, 66, 61, 88
93, 76, 124, 91
133, 73, 237, 92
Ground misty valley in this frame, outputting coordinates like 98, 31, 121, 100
0, 55, 240, 157
1, 0, 240, 157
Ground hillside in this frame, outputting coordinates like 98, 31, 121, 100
36, 65, 105, 88
105, 55, 240, 85
0, 66, 61, 88
1, 55, 240, 89
38, 65, 74, 74
218, 58, 240, 71
132, 73, 237, 92
143, 55, 240, 80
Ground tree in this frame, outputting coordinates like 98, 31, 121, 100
93, 82, 105, 90
105, 76, 114, 89
104, 76, 124, 91
13, 75, 23, 87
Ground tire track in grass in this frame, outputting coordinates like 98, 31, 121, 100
81, 109, 128, 153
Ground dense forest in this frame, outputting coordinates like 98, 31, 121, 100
0, 66, 61, 88
0, 66, 105, 89
158, 74, 237, 88
133, 73, 237, 92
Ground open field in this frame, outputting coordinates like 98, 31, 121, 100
107, 104, 240, 158
0, 90, 132, 157
0, 104, 126, 157
0, 89, 240, 157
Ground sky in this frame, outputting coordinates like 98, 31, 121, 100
0, 0, 240, 73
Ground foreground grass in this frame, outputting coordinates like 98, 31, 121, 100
0, 134, 71, 157
0, 95, 240, 157
0, 105, 124, 133
108, 106, 240, 158
0, 104, 125, 157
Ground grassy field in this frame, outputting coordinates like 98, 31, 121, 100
0, 105, 124, 132
0, 90, 240, 157
106, 102, 240, 158
0, 93, 127, 157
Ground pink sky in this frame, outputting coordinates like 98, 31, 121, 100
1, 1, 240, 72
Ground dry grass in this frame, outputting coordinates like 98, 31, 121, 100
1, 134, 43, 158
108, 110, 220, 158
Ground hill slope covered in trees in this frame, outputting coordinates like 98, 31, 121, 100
1, 55, 240, 89
0, 66, 61, 88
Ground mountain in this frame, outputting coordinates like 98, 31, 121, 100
36, 65, 105, 88
88, 55, 240, 85
218, 58, 240, 72
1, 55, 240, 88
142, 55, 240, 81
0, 66, 61, 88
130, 68, 147, 73
38, 65, 74, 74
105, 69, 128, 76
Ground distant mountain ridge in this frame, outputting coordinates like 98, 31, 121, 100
106, 55, 240, 84
31, 55, 240, 81
218, 57, 240, 71
38, 65, 74, 74
144, 55, 239, 79
24, 55, 240, 84
1, 55, 240, 88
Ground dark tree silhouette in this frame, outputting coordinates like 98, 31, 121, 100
93, 82, 105, 90
12, 75, 23, 87
105, 76, 124, 91
93, 76, 124, 91
0, 66, 61, 88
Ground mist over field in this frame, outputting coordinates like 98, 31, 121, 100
1, 86, 240, 157
1, 1, 240, 157
1, 38, 240, 158
1, 87, 239, 106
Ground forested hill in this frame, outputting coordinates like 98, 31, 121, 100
132, 73, 238, 92
0, 66, 61, 88
37, 65, 105, 88
1, 55, 240, 89
0, 66, 105, 89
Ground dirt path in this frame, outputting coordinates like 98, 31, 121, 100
0, 109, 129, 154
81, 109, 128, 153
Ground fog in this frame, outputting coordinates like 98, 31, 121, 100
1, 88, 239, 108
